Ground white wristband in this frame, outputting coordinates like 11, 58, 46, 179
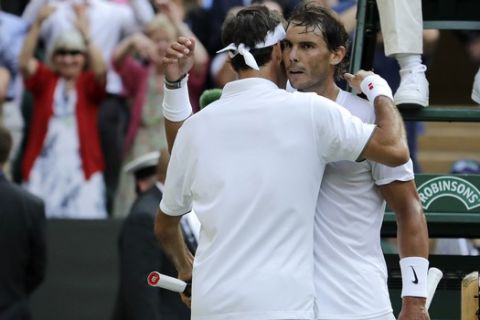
400, 257, 429, 298
360, 74, 393, 104
162, 75, 192, 122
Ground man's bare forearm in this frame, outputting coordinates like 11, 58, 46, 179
374, 96, 410, 165
381, 181, 429, 318
345, 71, 410, 167
380, 180, 429, 258
154, 209, 193, 273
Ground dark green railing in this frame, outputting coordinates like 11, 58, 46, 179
351, 1, 480, 317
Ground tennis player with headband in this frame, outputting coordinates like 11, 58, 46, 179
155, 6, 409, 320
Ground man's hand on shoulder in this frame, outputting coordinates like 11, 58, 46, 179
345, 70, 393, 103
344, 69, 374, 93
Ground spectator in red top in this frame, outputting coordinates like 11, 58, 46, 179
19, 4, 108, 219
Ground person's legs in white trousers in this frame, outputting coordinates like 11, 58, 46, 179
377, 0, 429, 107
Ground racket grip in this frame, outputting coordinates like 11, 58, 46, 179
147, 271, 190, 296
426, 267, 443, 310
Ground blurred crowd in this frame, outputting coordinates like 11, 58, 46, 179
1, 1, 480, 319
0, 0, 479, 220
0, 0, 316, 219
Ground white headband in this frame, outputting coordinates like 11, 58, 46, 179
216, 24, 286, 70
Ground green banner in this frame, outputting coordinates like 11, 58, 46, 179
414, 174, 480, 213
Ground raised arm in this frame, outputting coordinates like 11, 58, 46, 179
0, 67, 10, 103
19, 5, 56, 79
22, 0, 49, 26
162, 36, 197, 153
73, 4, 106, 83
379, 180, 430, 320
112, 33, 157, 68
345, 70, 409, 167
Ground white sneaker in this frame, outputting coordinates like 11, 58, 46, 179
472, 68, 480, 104
394, 64, 429, 107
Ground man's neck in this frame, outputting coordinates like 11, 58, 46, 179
239, 69, 270, 79
315, 81, 340, 102
237, 65, 283, 87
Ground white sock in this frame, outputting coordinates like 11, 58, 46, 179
395, 53, 422, 70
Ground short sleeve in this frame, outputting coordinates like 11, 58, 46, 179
159, 125, 194, 216
310, 94, 375, 163
372, 158, 415, 186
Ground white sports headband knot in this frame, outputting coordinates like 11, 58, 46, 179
216, 24, 286, 70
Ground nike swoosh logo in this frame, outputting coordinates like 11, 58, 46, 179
410, 266, 419, 284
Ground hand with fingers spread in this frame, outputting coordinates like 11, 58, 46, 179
163, 36, 196, 82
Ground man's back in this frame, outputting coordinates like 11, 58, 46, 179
161, 78, 374, 320
0, 175, 46, 319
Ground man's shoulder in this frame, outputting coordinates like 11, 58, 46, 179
281, 90, 324, 112
0, 180, 43, 205
294, 90, 341, 108
337, 90, 375, 123
338, 89, 370, 108
128, 187, 162, 220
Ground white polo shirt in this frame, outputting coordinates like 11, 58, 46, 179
314, 90, 414, 319
160, 79, 375, 320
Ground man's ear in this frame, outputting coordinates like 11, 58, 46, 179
330, 45, 346, 66
273, 42, 283, 62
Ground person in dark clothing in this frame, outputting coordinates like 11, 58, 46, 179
0, 125, 46, 320
112, 150, 198, 320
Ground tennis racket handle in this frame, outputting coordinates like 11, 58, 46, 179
147, 271, 188, 293
426, 267, 443, 310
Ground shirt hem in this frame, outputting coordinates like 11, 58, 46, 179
375, 174, 414, 186
316, 307, 393, 320
193, 310, 314, 320
159, 200, 192, 216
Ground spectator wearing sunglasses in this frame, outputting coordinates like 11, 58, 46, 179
19, 4, 108, 219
